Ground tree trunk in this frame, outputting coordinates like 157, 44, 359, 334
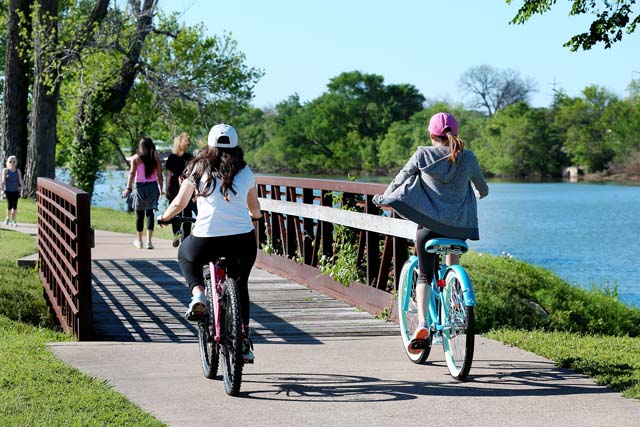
1, 0, 32, 176
23, 0, 58, 197
71, 0, 157, 197
23, 0, 110, 197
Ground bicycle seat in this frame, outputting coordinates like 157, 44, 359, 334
424, 238, 468, 255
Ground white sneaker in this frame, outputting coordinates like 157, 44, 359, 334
12, 221, 17, 227
185, 294, 207, 321
3, 218, 8, 225
145, 241, 154, 249
133, 239, 143, 249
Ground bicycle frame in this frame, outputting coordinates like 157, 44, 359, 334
208, 260, 226, 343
401, 247, 476, 333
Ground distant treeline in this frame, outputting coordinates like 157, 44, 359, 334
232, 71, 640, 179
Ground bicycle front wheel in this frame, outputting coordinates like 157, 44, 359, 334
397, 259, 431, 364
198, 272, 219, 379
220, 278, 244, 396
441, 268, 475, 380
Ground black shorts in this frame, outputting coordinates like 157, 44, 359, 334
5, 191, 19, 210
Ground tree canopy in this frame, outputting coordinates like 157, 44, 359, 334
507, 0, 639, 50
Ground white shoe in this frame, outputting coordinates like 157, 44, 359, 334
145, 241, 154, 249
185, 294, 207, 321
11, 221, 17, 227
3, 218, 8, 225
133, 239, 143, 249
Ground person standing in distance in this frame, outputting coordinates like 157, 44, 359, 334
2, 156, 23, 226
158, 124, 262, 362
374, 112, 488, 353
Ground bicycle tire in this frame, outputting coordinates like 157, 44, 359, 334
397, 259, 431, 364
441, 268, 475, 380
198, 269, 219, 379
219, 278, 244, 396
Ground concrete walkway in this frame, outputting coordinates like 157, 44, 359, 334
3, 222, 639, 426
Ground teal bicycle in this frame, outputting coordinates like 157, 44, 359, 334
397, 238, 476, 380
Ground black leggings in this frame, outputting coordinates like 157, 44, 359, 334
178, 231, 257, 326
415, 227, 447, 283
5, 191, 19, 210
135, 209, 154, 232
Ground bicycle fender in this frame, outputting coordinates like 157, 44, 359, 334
402, 256, 419, 312
447, 264, 476, 306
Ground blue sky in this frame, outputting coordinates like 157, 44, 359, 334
168, 0, 640, 109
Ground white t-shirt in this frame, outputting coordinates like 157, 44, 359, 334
191, 166, 256, 237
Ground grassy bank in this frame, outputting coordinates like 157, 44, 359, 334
1, 197, 639, 403
0, 204, 166, 426
0, 316, 165, 427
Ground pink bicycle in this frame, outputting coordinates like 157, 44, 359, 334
199, 256, 247, 396
159, 215, 248, 396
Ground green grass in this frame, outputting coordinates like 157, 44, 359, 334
0, 317, 165, 427
462, 251, 640, 337
0, 220, 166, 426
487, 329, 640, 399
0, 229, 50, 325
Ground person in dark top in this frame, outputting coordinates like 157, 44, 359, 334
2, 155, 23, 227
165, 132, 196, 246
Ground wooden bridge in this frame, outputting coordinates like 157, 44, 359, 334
36, 177, 413, 341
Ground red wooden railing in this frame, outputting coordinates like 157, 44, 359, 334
255, 176, 416, 319
37, 178, 93, 339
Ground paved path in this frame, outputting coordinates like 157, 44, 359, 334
3, 222, 639, 426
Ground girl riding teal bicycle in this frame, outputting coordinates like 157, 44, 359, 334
374, 112, 488, 354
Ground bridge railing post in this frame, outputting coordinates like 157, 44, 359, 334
36, 178, 93, 340
255, 176, 416, 318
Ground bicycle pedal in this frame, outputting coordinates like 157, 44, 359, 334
410, 339, 427, 349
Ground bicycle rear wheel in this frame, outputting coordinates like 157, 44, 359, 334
220, 278, 244, 396
198, 270, 219, 379
441, 268, 475, 380
397, 260, 431, 364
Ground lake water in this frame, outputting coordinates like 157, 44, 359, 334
75, 170, 640, 309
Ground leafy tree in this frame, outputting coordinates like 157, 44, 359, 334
459, 65, 537, 116
507, 0, 639, 50
474, 102, 566, 177
250, 72, 426, 175
553, 85, 619, 172
66, 4, 262, 196
20, 0, 110, 196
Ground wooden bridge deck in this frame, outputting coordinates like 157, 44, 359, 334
91, 259, 399, 343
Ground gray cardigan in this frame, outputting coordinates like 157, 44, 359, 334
380, 145, 489, 240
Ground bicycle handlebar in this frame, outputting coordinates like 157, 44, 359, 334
157, 215, 197, 226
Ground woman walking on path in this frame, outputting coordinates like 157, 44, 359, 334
374, 112, 488, 353
165, 132, 195, 246
122, 137, 163, 249
2, 155, 23, 227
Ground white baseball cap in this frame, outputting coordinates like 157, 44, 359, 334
207, 123, 238, 148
